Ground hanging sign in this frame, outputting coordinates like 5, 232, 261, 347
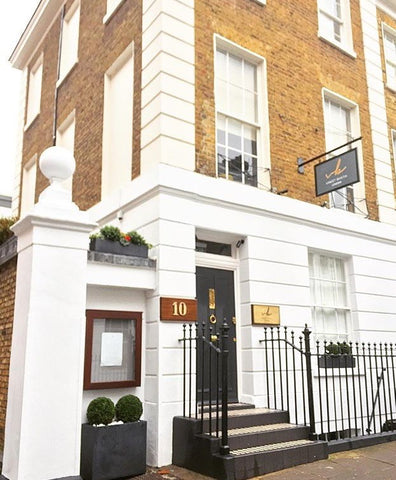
160, 297, 197, 322
314, 148, 359, 197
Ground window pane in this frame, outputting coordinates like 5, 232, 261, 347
229, 54, 243, 87
229, 154, 242, 182
229, 85, 244, 118
217, 115, 226, 145
244, 61, 257, 92
228, 119, 242, 149
244, 156, 257, 186
309, 253, 349, 339
217, 146, 226, 177
243, 125, 257, 155
216, 79, 227, 112
216, 49, 227, 80
244, 91, 257, 123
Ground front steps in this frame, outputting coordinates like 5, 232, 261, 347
173, 405, 328, 480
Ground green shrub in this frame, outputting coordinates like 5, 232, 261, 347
125, 230, 151, 247
99, 225, 122, 242
325, 342, 351, 355
87, 397, 115, 425
0, 217, 18, 246
115, 394, 143, 423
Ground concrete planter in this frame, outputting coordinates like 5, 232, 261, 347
80, 421, 147, 480
318, 355, 356, 369
89, 238, 148, 257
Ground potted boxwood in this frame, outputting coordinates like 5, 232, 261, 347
89, 225, 151, 258
80, 395, 147, 480
318, 341, 356, 369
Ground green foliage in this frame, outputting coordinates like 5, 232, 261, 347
0, 217, 18, 246
115, 394, 143, 423
99, 225, 122, 242
125, 230, 151, 248
91, 224, 151, 248
325, 342, 351, 355
87, 397, 115, 425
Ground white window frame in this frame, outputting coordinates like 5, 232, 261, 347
20, 155, 37, 217
103, 0, 126, 24
382, 23, 396, 92
317, 0, 355, 57
58, 0, 80, 85
214, 35, 271, 191
25, 54, 43, 128
309, 251, 352, 342
101, 42, 134, 199
322, 89, 367, 216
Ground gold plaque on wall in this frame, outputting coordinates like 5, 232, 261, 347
251, 305, 280, 325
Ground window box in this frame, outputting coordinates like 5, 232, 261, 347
89, 238, 148, 258
84, 310, 142, 389
318, 354, 355, 369
80, 420, 147, 480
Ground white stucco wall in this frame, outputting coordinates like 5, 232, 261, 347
87, 163, 396, 466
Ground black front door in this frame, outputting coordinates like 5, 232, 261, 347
196, 267, 238, 403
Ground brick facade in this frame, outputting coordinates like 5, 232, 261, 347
195, 0, 378, 219
21, 0, 142, 213
16, 0, 388, 221
0, 257, 17, 452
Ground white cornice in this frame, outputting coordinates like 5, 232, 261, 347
377, 0, 396, 18
9, 0, 64, 70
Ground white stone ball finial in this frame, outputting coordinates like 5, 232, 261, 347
39, 146, 76, 184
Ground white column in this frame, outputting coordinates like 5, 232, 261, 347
1, 147, 96, 480
360, 0, 396, 224
141, 0, 195, 173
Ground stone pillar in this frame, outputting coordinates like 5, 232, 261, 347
1, 147, 96, 480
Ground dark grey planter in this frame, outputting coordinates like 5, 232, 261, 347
318, 354, 356, 369
80, 421, 147, 480
89, 238, 148, 258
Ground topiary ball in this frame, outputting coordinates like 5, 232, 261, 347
87, 397, 115, 425
115, 394, 143, 423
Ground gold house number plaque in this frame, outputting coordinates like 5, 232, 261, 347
251, 305, 280, 325
160, 297, 197, 322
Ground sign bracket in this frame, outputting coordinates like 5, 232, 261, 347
297, 136, 362, 174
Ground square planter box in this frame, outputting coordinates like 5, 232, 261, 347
90, 238, 148, 258
81, 421, 147, 480
318, 354, 356, 369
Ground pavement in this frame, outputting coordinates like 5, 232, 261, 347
133, 440, 396, 480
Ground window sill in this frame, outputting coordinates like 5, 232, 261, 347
103, 0, 126, 24
318, 34, 357, 59
56, 59, 79, 89
24, 112, 40, 132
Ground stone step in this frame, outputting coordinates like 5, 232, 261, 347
214, 439, 328, 480
200, 403, 255, 413
226, 423, 310, 450
202, 407, 289, 431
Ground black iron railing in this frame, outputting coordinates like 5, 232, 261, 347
260, 326, 396, 442
179, 321, 230, 454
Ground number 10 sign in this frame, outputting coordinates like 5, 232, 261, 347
160, 297, 197, 322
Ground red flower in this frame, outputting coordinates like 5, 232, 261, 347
124, 235, 131, 242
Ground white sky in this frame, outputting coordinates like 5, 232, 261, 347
0, 1, 40, 197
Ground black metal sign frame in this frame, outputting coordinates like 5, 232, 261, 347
314, 148, 359, 197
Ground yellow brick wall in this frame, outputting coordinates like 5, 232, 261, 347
195, 0, 379, 219
21, 0, 142, 212
0, 257, 17, 451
